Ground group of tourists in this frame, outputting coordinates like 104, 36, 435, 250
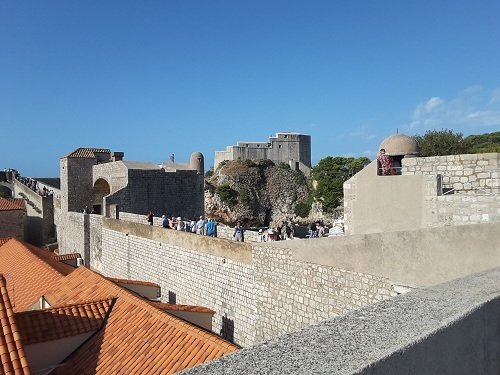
308, 221, 326, 238
146, 212, 218, 237
15, 174, 55, 197
257, 222, 294, 242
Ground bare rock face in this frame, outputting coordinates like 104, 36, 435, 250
205, 160, 312, 227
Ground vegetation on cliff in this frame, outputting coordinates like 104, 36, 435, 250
205, 159, 312, 227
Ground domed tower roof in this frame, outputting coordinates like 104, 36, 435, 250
379, 134, 419, 156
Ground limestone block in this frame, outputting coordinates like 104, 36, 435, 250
403, 158, 417, 166
463, 169, 474, 176
477, 172, 491, 179
460, 154, 478, 161
453, 183, 463, 190
460, 177, 468, 183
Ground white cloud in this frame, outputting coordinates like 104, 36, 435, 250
408, 86, 500, 131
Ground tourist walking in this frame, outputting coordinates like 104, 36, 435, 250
233, 222, 245, 242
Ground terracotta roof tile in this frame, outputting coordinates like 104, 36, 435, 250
0, 238, 10, 247
53, 253, 82, 262
0, 275, 30, 375
64, 148, 111, 159
150, 301, 215, 314
106, 277, 159, 288
0, 239, 74, 311
46, 267, 238, 374
0, 198, 26, 211
15, 299, 114, 346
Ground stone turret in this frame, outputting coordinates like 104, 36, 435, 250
190, 152, 204, 175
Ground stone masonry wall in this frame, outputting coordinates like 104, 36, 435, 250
405, 153, 500, 227
402, 153, 500, 193
253, 245, 397, 343
94, 219, 397, 347
426, 194, 500, 227
98, 227, 257, 346
0, 210, 25, 240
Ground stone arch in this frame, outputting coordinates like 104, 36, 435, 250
92, 178, 110, 215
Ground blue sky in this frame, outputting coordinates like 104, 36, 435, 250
1, 1, 499, 177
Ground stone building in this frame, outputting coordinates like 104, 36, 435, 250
214, 132, 311, 174
344, 133, 500, 235
0, 197, 26, 240
59, 147, 205, 219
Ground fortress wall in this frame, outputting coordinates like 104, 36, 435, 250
55, 210, 86, 256
269, 221, 500, 287
343, 160, 427, 235
13, 180, 54, 245
94, 218, 396, 347
252, 245, 396, 344
121, 169, 204, 219
425, 194, 500, 227
98, 219, 256, 347
183, 267, 500, 375
402, 152, 500, 193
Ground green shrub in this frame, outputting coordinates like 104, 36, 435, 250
238, 188, 251, 204
294, 201, 311, 218
216, 184, 238, 205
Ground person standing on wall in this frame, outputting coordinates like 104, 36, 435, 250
147, 211, 154, 225
233, 222, 245, 242
377, 148, 394, 176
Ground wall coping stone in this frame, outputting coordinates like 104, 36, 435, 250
182, 267, 500, 375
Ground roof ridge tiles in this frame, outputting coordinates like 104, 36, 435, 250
0, 275, 30, 375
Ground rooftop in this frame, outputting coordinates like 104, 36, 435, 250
0, 198, 26, 211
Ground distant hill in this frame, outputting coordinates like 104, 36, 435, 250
465, 131, 500, 153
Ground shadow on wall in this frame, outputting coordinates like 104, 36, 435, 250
168, 291, 176, 304
221, 315, 235, 343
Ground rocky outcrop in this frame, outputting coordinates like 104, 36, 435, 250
205, 160, 313, 227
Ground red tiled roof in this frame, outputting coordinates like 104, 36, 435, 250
0, 239, 74, 311
0, 238, 10, 247
53, 253, 82, 262
0, 275, 30, 375
46, 267, 238, 375
150, 301, 215, 314
64, 148, 110, 158
0, 198, 26, 211
15, 299, 113, 346
107, 277, 159, 288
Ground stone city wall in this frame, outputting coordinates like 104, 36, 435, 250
81, 218, 397, 347
402, 153, 500, 193
425, 194, 500, 227
182, 267, 500, 375
13, 180, 54, 245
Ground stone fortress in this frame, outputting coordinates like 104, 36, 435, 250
214, 132, 312, 174
344, 133, 500, 234
2, 134, 500, 374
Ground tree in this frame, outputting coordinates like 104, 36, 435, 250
312, 156, 370, 212
464, 131, 500, 153
413, 129, 468, 157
